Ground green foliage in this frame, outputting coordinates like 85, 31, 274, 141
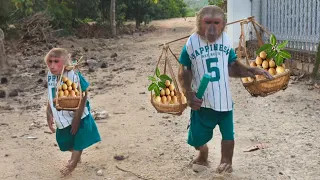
46, 0, 73, 29
148, 67, 172, 96
256, 34, 292, 66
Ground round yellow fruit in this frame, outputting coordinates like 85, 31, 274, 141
165, 88, 170, 96
161, 96, 167, 104
172, 96, 178, 104
169, 84, 175, 91
276, 66, 285, 74
165, 80, 171, 87
256, 56, 263, 65
72, 83, 77, 90
241, 77, 249, 83
58, 90, 64, 97
62, 76, 68, 83
248, 77, 254, 82
155, 96, 161, 103
64, 90, 69, 96
269, 60, 276, 68
69, 90, 76, 97
170, 91, 175, 96
58, 85, 62, 91
62, 84, 68, 90
268, 68, 276, 75
66, 80, 72, 86
160, 89, 165, 96
250, 61, 257, 67
68, 86, 72, 91
75, 91, 80, 96
182, 96, 187, 104
262, 60, 269, 69
167, 95, 172, 102
259, 51, 267, 59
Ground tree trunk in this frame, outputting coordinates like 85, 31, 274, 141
110, 0, 116, 37
311, 42, 320, 81
0, 29, 7, 70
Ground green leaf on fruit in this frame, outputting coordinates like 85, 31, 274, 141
156, 68, 161, 78
277, 40, 288, 49
256, 44, 272, 55
160, 74, 172, 82
154, 86, 160, 96
275, 54, 284, 66
158, 81, 166, 89
270, 34, 277, 46
148, 83, 156, 91
266, 51, 277, 59
148, 76, 157, 81
279, 50, 292, 59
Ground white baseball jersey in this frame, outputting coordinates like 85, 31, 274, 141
47, 70, 90, 129
179, 32, 237, 112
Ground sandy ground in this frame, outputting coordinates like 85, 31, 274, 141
1, 17, 320, 180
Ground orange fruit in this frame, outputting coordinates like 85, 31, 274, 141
72, 83, 77, 90
256, 56, 263, 65
62, 76, 68, 83
161, 96, 167, 104
268, 68, 276, 75
165, 80, 170, 87
165, 88, 170, 96
64, 90, 69, 96
276, 66, 285, 74
170, 91, 175, 96
155, 96, 161, 103
262, 60, 269, 69
58, 90, 64, 97
250, 61, 257, 67
259, 51, 267, 59
69, 90, 76, 97
67, 86, 72, 91
160, 89, 165, 96
169, 84, 175, 91
66, 80, 72, 86
167, 95, 172, 102
269, 60, 276, 68
62, 84, 68, 90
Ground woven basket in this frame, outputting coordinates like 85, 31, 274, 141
238, 19, 290, 97
242, 69, 290, 97
150, 45, 187, 115
55, 65, 82, 111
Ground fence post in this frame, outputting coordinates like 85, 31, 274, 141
311, 42, 320, 81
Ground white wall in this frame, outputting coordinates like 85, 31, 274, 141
227, 0, 252, 48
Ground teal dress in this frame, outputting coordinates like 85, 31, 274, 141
56, 72, 101, 151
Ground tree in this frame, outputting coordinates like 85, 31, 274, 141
110, 0, 116, 37
0, 29, 8, 69
208, 0, 227, 12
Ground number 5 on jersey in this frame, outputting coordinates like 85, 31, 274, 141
206, 58, 220, 82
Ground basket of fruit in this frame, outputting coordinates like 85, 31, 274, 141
54, 63, 83, 111
240, 32, 292, 97
148, 45, 187, 115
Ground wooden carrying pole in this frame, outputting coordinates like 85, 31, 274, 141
158, 16, 255, 47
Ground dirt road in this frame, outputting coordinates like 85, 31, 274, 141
1, 17, 320, 180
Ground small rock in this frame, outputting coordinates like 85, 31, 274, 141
94, 111, 109, 120
114, 155, 126, 161
96, 169, 103, 176
89, 67, 95, 73
110, 53, 118, 58
39, 70, 46, 76
26, 136, 37, 139
159, 152, 164, 156
139, 92, 146, 94
43, 83, 48, 88
140, 107, 145, 110
0, 90, 5, 98
162, 116, 170, 119
37, 78, 43, 84
279, 172, 284, 175
11, 135, 17, 138
0, 123, 9, 126
291, 155, 296, 158
4, 154, 9, 157
54, 143, 57, 146
100, 62, 107, 68
9, 89, 18, 97
1, 77, 8, 84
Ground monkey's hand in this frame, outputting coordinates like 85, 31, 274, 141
186, 91, 203, 110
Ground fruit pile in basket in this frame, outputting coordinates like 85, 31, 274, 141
241, 34, 291, 83
58, 76, 82, 98
148, 68, 187, 105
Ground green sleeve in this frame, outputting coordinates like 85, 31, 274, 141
77, 72, 90, 91
228, 48, 237, 64
179, 45, 191, 68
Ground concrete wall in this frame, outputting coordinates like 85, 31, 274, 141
226, 0, 252, 48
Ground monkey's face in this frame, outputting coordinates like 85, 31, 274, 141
200, 15, 224, 43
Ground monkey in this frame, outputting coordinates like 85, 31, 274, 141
178, 5, 272, 173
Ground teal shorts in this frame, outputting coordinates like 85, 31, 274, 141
187, 107, 234, 147
56, 114, 101, 151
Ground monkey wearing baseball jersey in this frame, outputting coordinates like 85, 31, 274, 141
178, 5, 272, 173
